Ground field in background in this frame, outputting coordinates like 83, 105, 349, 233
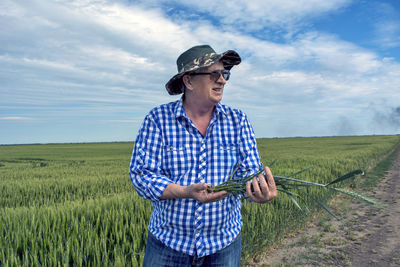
1, 136, 399, 266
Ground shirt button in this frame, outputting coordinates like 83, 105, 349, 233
200, 159, 205, 164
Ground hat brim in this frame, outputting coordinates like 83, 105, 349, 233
165, 50, 241, 95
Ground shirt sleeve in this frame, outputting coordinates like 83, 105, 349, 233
237, 113, 263, 179
129, 114, 173, 201
236, 113, 263, 202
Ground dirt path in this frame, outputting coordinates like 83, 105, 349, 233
249, 147, 400, 267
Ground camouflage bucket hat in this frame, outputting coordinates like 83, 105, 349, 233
165, 45, 241, 95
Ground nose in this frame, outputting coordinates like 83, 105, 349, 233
216, 73, 227, 84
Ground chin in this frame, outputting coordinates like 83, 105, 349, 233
211, 93, 223, 103
212, 99, 222, 105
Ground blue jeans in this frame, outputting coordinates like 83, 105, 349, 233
143, 232, 241, 267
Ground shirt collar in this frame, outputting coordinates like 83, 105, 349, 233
174, 98, 186, 119
215, 101, 227, 117
174, 98, 227, 119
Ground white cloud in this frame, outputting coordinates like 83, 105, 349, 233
223, 30, 399, 100
1, 0, 400, 143
0, 0, 25, 17
139, 0, 352, 34
0, 116, 35, 121
0, 0, 189, 107
290, 32, 383, 73
372, 2, 400, 49
374, 20, 400, 49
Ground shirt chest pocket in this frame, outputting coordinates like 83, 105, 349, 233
214, 141, 239, 175
219, 142, 237, 151
162, 144, 193, 182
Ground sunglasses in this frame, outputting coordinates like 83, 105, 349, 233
189, 70, 231, 82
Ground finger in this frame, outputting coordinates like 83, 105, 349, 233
264, 167, 278, 200
193, 183, 208, 193
190, 183, 212, 203
246, 181, 257, 202
206, 190, 227, 202
216, 191, 228, 201
264, 167, 276, 190
191, 183, 205, 190
251, 177, 262, 199
258, 172, 269, 196
213, 190, 228, 199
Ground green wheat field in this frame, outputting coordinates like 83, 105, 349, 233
1, 135, 399, 266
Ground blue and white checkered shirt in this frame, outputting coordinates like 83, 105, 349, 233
129, 98, 262, 257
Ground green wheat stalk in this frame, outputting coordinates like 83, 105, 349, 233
208, 164, 379, 219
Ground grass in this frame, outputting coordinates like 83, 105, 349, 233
1, 136, 399, 266
355, 143, 399, 189
254, 141, 400, 266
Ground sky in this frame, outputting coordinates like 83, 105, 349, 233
1, 0, 400, 145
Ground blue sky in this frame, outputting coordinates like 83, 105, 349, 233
1, 0, 399, 144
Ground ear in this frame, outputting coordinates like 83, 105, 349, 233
182, 75, 194, 91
